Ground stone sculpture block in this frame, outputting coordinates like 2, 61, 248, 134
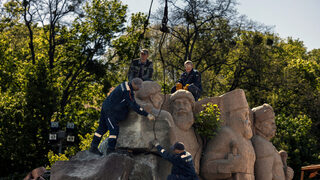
51, 86, 294, 180
116, 81, 173, 150
201, 89, 255, 180
252, 104, 294, 180
51, 152, 134, 180
169, 90, 203, 174
116, 81, 173, 178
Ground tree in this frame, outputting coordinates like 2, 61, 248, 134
148, 0, 237, 88
0, 0, 128, 177
111, 12, 151, 82
272, 114, 320, 180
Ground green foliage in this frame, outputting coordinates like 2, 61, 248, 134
78, 121, 100, 151
0, 61, 58, 176
78, 131, 109, 152
46, 146, 78, 168
272, 114, 320, 180
47, 150, 69, 167
194, 103, 221, 140
112, 12, 150, 63
0, 0, 127, 177
79, 133, 94, 151
1, 0, 320, 178
47, 121, 108, 168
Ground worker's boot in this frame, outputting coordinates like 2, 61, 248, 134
106, 137, 117, 155
89, 135, 103, 156
106, 148, 115, 155
89, 146, 103, 156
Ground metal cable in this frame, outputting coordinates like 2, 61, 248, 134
152, 32, 168, 140
131, 0, 154, 62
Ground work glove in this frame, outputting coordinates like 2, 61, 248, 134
184, 84, 190, 90
147, 114, 155, 121
176, 82, 183, 90
150, 139, 160, 147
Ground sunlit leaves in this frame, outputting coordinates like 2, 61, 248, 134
272, 114, 320, 172
194, 103, 221, 140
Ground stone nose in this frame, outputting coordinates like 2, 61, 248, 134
176, 102, 184, 109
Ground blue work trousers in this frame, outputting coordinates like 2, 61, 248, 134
95, 106, 119, 150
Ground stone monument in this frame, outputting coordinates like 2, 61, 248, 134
201, 89, 255, 180
116, 81, 174, 180
116, 81, 173, 150
51, 88, 296, 180
169, 90, 203, 174
251, 104, 294, 180
50, 152, 134, 180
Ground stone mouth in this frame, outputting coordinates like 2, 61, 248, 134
177, 109, 188, 113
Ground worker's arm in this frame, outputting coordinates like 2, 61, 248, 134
156, 145, 179, 164
124, 90, 148, 116
192, 71, 202, 90
177, 73, 185, 84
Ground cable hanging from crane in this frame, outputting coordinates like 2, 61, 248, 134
153, 0, 170, 141
131, 0, 154, 62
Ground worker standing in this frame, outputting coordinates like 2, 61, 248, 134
151, 140, 199, 180
128, 49, 153, 81
89, 78, 155, 156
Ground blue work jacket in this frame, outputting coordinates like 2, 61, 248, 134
178, 69, 202, 92
102, 81, 148, 121
156, 145, 199, 180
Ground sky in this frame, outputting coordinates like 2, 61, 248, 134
121, 0, 320, 51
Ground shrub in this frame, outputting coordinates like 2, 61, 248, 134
194, 103, 221, 140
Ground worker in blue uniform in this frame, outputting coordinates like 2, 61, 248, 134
89, 78, 155, 156
151, 140, 199, 180
171, 60, 202, 101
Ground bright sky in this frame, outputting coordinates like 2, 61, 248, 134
121, 0, 320, 51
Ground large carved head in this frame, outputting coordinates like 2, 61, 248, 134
135, 81, 163, 109
221, 89, 253, 139
252, 104, 276, 141
170, 90, 195, 130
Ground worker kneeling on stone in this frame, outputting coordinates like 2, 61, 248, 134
171, 60, 202, 101
151, 140, 199, 180
89, 78, 155, 156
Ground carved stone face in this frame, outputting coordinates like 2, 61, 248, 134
150, 93, 163, 109
241, 108, 253, 139
172, 97, 194, 131
256, 111, 276, 140
132, 83, 140, 91
243, 118, 253, 139
230, 108, 253, 139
